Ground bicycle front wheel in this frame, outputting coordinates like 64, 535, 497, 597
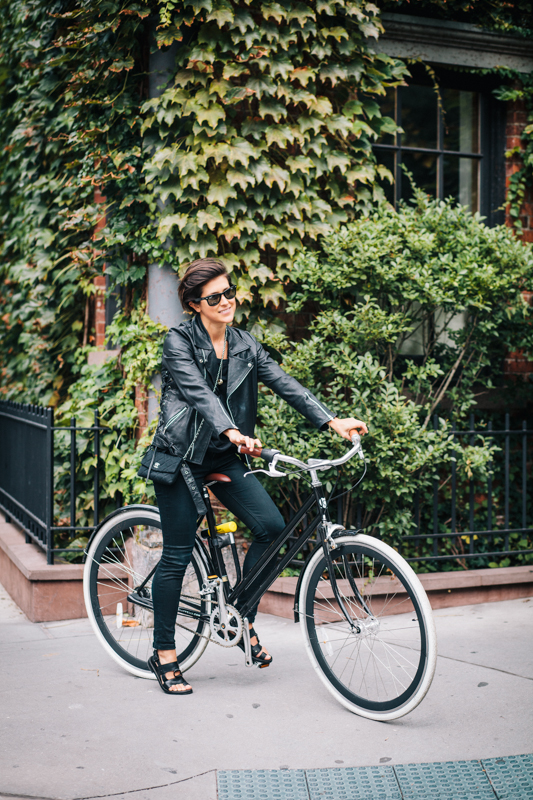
83, 507, 211, 678
299, 533, 437, 720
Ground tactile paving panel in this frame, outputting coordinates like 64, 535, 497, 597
394, 759, 495, 799
217, 769, 309, 800
306, 766, 401, 799
482, 754, 533, 799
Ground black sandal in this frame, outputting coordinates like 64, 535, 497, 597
148, 651, 193, 695
238, 626, 273, 668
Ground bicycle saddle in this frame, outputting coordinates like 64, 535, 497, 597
204, 472, 232, 483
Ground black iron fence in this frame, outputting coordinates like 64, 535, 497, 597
402, 413, 533, 568
284, 412, 532, 571
1, 400, 532, 570
0, 400, 109, 564
0, 403, 54, 557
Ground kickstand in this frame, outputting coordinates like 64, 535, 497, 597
242, 616, 253, 667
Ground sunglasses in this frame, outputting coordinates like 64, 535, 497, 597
194, 284, 237, 307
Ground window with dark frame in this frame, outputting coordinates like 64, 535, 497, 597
372, 67, 506, 227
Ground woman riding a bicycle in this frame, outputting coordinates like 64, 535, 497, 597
148, 257, 368, 695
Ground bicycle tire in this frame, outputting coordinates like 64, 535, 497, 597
299, 533, 437, 720
83, 507, 211, 679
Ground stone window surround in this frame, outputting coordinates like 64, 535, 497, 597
372, 12, 533, 74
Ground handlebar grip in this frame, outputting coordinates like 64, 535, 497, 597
238, 445, 279, 463
238, 445, 263, 457
259, 448, 279, 464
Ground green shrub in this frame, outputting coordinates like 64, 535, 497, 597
51, 190, 533, 567
254, 188, 533, 548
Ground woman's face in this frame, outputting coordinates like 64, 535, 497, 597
189, 274, 236, 326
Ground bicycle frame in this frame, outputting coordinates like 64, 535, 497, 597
200, 480, 330, 622
129, 442, 364, 631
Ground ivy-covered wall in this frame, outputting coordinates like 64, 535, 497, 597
0, 0, 409, 405
3, 0, 532, 408
1, 0, 532, 564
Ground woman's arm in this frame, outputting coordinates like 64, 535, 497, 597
255, 339, 367, 440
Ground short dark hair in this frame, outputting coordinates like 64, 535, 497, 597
178, 258, 229, 312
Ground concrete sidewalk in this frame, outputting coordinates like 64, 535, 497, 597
0, 580, 532, 800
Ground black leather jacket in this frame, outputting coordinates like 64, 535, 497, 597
153, 315, 335, 464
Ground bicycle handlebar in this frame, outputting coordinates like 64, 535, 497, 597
238, 432, 364, 478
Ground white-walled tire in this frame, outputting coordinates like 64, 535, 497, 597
299, 533, 437, 720
83, 507, 211, 679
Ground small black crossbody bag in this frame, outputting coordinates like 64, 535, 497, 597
137, 447, 182, 485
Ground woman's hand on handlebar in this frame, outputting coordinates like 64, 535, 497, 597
223, 428, 263, 454
328, 417, 368, 441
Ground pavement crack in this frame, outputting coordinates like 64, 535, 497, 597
437, 653, 533, 681
72, 768, 216, 799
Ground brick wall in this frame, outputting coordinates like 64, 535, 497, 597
504, 98, 533, 381
505, 97, 533, 243
94, 188, 107, 349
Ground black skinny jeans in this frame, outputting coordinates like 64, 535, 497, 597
152, 450, 285, 651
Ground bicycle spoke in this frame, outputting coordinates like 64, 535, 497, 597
303, 539, 432, 713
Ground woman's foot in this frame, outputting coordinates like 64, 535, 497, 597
237, 623, 273, 667
159, 650, 192, 692
149, 649, 193, 694
249, 624, 272, 663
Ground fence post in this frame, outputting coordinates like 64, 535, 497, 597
504, 412, 510, 552
433, 414, 439, 558
70, 418, 77, 532
451, 421, 456, 536
94, 409, 100, 528
487, 420, 493, 549
46, 407, 54, 565
469, 412, 474, 555
523, 420, 527, 532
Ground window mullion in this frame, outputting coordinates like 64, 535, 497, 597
437, 97, 444, 200
395, 87, 402, 207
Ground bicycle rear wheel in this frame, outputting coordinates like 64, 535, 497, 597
83, 507, 211, 678
299, 533, 437, 720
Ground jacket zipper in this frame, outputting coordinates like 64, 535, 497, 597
163, 406, 187, 433
226, 364, 254, 426
304, 392, 334, 421
217, 397, 235, 428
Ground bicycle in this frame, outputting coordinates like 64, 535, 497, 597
83, 433, 437, 720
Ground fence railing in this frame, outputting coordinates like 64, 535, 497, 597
402, 413, 532, 567
1, 401, 531, 570
0, 403, 54, 557
0, 400, 109, 564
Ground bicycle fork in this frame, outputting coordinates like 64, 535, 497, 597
312, 481, 370, 632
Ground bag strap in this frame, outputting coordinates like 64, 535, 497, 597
146, 447, 157, 482
180, 463, 207, 516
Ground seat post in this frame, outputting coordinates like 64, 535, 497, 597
201, 481, 231, 593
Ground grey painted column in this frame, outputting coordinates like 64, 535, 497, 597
146, 33, 187, 421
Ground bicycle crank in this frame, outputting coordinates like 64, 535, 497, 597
209, 604, 243, 647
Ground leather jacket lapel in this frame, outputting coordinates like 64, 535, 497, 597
227, 328, 253, 397
192, 315, 217, 384
193, 316, 251, 391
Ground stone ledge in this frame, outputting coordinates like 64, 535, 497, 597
259, 565, 533, 619
0, 516, 86, 622
262, 566, 533, 597
1, 512, 532, 623
0, 524, 83, 581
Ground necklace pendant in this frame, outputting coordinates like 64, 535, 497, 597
217, 378, 223, 386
